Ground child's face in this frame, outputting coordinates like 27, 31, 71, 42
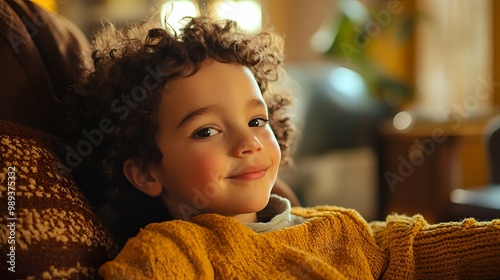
151, 61, 281, 221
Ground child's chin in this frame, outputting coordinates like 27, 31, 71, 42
245, 196, 271, 212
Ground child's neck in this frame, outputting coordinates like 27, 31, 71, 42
231, 212, 258, 223
160, 192, 258, 222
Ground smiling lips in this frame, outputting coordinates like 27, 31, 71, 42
227, 165, 269, 180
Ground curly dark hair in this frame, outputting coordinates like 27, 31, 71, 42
63, 14, 296, 246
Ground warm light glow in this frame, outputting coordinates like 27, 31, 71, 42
213, 0, 262, 32
161, 1, 199, 32
31, 0, 57, 12
393, 111, 413, 131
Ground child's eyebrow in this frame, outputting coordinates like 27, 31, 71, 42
248, 99, 267, 111
177, 105, 216, 129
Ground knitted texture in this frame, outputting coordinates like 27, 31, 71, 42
0, 120, 118, 279
99, 206, 500, 280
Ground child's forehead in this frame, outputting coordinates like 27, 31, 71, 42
162, 61, 257, 93
159, 61, 264, 109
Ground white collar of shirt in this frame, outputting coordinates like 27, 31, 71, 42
245, 194, 306, 233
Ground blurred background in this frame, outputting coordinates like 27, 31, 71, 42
35, 0, 500, 222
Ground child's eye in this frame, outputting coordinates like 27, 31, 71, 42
248, 118, 269, 127
192, 127, 220, 139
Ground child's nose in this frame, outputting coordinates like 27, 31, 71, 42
232, 130, 263, 157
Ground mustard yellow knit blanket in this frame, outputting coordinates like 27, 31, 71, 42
99, 206, 500, 279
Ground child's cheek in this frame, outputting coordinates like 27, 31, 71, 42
188, 153, 226, 205
192, 153, 223, 187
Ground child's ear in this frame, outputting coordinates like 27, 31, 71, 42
123, 158, 163, 197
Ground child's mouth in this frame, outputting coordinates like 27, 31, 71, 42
227, 165, 269, 180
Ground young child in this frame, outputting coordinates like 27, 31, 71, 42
68, 13, 500, 280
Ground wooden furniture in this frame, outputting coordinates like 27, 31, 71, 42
377, 116, 492, 223
450, 115, 500, 220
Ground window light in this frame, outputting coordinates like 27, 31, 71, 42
212, 0, 262, 32
161, 0, 199, 33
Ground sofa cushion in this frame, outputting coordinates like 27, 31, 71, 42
0, 120, 118, 279
0, 0, 92, 137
